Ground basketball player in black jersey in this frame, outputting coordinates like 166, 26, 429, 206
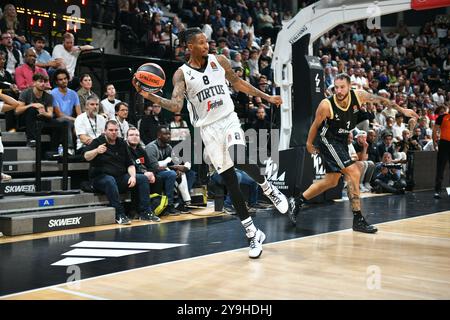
288, 74, 419, 233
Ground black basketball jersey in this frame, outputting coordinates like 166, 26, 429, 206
319, 90, 361, 142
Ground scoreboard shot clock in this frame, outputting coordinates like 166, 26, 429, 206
15, 0, 92, 42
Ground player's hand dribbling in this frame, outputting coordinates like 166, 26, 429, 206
267, 95, 283, 107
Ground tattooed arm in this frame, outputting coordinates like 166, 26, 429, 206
356, 90, 419, 119
216, 55, 282, 106
132, 69, 186, 113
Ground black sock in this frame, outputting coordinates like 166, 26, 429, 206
353, 211, 362, 218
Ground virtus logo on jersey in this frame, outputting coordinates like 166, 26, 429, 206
207, 99, 224, 111
196, 85, 226, 103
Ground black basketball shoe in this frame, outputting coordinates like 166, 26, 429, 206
287, 197, 304, 226
353, 214, 378, 233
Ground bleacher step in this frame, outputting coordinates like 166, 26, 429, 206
3, 146, 36, 162
3, 160, 89, 174
0, 206, 116, 236
1, 132, 50, 145
0, 176, 71, 196
0, 192, 130, 214
0, 118, 5, 131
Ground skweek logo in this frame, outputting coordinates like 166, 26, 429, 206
265, 158, 287, 190
4, 184, 35, 193
34, 212, 95, 233
48, 217, 82, 228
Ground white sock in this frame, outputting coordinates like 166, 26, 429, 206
259, 178, 270, 193
241, 217, 257, 238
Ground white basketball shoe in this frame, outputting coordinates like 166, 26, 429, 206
248, 229, 266, 259
263, 182, 289, 214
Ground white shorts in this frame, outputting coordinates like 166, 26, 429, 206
201, 112, 245, 174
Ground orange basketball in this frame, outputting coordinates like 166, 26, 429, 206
134, 63, 166, 93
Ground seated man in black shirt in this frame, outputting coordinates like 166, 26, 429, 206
15, 73, 54, 147
84, 120, 157, 224
126, 126, 160, 222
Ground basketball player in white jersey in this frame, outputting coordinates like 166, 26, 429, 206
132, 28, 289, 259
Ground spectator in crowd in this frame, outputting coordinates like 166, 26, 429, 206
33, 35, 63, 70
15, 73, 53, 147
0, 4, 28, 52
0, 31, 22, 76
126, 126, 160, 221
145, 22, 166, 58
140, 102, 166, 145
373, 152, 407, 194
0, 49, 17, 95
169, 113, 190, 141
169, 113, 188, 128
74, 95, 106, 153
392, 113, 406, 142
432, 88, 445, 106
352, 131, 376, 192
100, 83, 121, 120
377, 131, 396, 161
257, 7, 274, 41
398, 129, 422, 153
51, 68, 81, 155
114, 101, 130, 139
77, 74, 98, 112
84, 120, 157, 224
145, 126, 194, 215
0, 90, 20, 199
14, 48, 48, 91
211, 9, 227, 33
52, 32, 94, 82
251, 106, 271, 131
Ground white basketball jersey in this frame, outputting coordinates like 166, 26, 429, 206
180, 54, 235, 127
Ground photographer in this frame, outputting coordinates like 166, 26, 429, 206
373, 152, 407, 194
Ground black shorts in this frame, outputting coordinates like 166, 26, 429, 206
318, 137, 354, 173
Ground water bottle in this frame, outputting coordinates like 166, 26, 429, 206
57, 144, 63, 156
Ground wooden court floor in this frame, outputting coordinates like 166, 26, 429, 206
3, 210, 449, 300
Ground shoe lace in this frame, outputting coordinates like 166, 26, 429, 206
249, 236, 258, 249
266, 189, 282, 206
